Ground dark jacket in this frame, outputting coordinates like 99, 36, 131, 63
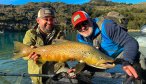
77, 18, 139, 64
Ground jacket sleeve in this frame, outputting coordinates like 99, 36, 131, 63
23, 29, 36, 46
104, 20, 139, 64
23, 29, 36, 60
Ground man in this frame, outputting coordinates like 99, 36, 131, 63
71, 10, 139, 80
23, 8, 67, 84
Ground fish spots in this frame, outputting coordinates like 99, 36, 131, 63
45, 55, 48, 58
81, 51, 91, 54
99, 57, 103, 60
22, 50, 27, 54
81, 51, 91, 56
13, 41, 115, 69
42, 49, 47, 52
88, 52, 91, 54
79, 60, 84, 63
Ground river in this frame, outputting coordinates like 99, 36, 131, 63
0, 31, 145, 84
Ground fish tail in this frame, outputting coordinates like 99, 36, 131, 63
13, 41, 30, 60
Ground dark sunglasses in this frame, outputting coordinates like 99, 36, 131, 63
75, 20, 89, 31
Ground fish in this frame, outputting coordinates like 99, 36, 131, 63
13, 40, 115, 69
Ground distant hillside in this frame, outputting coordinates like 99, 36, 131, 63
0, 1, 146, 31
131, 2, 146, 9
138, 2, 146, 4
90, 0, 106, 3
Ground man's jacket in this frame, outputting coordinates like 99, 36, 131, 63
23, 25, 65, 84
23, 26, 65, 46
77, 18, 139, 64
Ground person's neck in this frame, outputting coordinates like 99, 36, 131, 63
39, 28, 48, 37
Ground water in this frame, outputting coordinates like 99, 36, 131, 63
129, 32, 146, 56
0, 31, 145, 84
0, 31, 32, 84
0, 31, 77, 84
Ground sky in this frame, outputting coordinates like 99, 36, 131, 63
0, 0, 146, 5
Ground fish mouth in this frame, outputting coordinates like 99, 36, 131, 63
91, 62, 115, 69
99, 62, 115, 69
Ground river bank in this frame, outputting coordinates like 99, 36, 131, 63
128, 29, 140, 32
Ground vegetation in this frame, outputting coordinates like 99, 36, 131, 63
0, 1, 146, 31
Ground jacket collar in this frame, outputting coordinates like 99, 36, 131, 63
88, 18, 101, 40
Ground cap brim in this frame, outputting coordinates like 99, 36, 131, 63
38, 15, 55, 18
73, 19, 87, 29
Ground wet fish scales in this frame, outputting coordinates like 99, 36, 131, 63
13, 40, 115, 69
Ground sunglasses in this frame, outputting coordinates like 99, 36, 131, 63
75, 20, 89, 32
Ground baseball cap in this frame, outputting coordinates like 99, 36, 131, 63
71, 11, 90, 28
38, 8, 55, 18
107, 11, 125, 19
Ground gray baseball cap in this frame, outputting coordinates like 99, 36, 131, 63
38, 8, 55, 18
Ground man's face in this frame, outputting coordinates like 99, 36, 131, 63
75, 20, 93, 37
37, 16, 55, 34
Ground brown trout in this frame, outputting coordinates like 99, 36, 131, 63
13, 40, 115, 69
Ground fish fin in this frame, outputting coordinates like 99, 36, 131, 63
74, 63, 85, 74
52, 39, 70, 44
13, 41, 30, 60
54, 62, 65, 73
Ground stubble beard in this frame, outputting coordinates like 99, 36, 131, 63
42, 25, 54, 34
80, 27, 93, 37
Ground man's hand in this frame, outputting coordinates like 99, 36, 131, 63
28, 46, 39, 64
123, 65, 138, 78
67, 69, 76, 78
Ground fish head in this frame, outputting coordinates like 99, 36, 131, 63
83, 50, 115, 69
